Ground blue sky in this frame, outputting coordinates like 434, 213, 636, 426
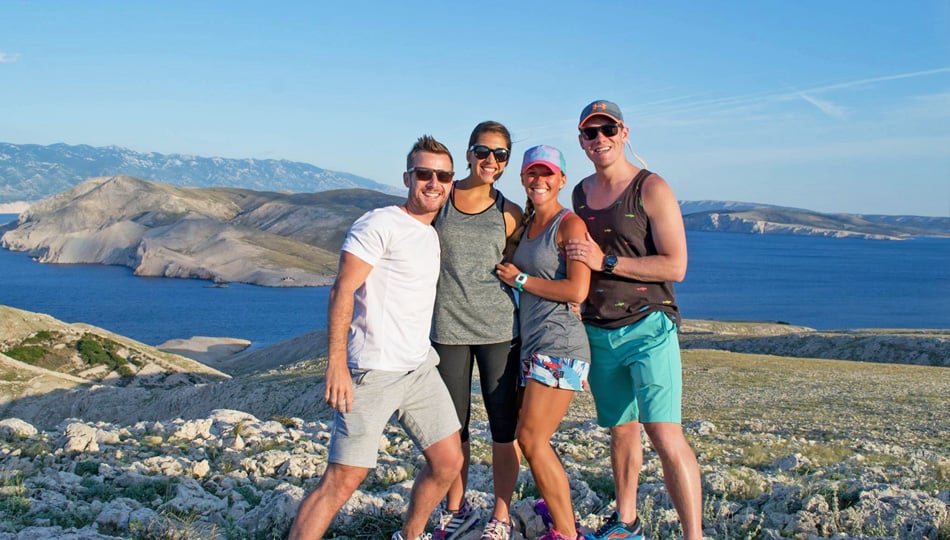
2, 1, 948, 217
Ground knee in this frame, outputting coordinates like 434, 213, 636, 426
429, 448, 464, 483
329, 466, 367, 495
643, 425, 690, 457
516, 428, 545, 462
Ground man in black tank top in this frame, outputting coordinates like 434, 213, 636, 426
566, 100, 702, 540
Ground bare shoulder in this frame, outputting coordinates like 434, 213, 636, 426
642, 172, 678, 201
560, 210, 589, 238
502, 197, 523, 220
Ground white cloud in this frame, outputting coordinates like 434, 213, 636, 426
625, 67, 950, 128
797, 92, 848, 120
0, 53, 20, 64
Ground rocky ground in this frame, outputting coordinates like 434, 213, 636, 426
0, 309, 947, 539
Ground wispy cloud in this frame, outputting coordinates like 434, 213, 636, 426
630, 67, 950, 126
796, 91, 848, 119
800, 67, 950, 94
0, 52, 20, 64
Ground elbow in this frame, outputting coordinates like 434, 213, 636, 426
569, 286, 590, 304
670, 262, 687, 283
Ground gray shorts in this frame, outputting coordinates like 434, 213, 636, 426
328, 357, 461, 468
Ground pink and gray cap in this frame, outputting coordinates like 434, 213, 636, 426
578, 99, 624, 127
521, 145, 566, 175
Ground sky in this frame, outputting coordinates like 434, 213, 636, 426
2, 1, 949, 217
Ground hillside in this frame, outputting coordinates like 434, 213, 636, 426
0, 306, 946, 539
683, 207, 950, 240
0, 141, 403, 203
0, 176, 402, 287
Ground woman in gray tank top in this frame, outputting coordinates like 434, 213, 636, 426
495, 145, 591, 540
430, 121, 524, 539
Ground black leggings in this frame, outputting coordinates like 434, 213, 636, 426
433, 339, 520, 444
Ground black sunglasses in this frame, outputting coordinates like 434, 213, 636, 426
408, 167, 454, 183
580, 123, 623, 141
469, 144, 510, 163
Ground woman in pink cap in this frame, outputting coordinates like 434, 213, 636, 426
495, 145, 591, 540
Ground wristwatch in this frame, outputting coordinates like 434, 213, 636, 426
514, 272, 529, 291
602, 254, 618, 275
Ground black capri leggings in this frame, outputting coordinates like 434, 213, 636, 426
432, 339, 520, 443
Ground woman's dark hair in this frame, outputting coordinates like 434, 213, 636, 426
468, 120, 511, 149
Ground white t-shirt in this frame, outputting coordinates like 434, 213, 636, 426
342, 205, 441, 371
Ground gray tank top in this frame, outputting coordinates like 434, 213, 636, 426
511, 209, 590, 362
431, 188, 517, 345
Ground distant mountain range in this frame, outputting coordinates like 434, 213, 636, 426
2, 142, 948, 241
0, 141, 403, 203
679, 203, 950, 240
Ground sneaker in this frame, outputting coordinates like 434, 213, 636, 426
392, 532, 433, 540
583, 511, 644, 540
539, 528, 579, 540
432, 500, 480, 540
479, 517, 513, 539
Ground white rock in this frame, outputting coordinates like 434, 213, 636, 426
0, 418, 38, 440
61, 422, 99, 453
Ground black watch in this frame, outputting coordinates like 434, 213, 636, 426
602, 254, 618, 274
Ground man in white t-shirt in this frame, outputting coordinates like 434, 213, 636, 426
290, 136, 462, 540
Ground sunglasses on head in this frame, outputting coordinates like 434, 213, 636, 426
579, 123, 623, 141
408, 167, 454, 183
469, 144, 510, 163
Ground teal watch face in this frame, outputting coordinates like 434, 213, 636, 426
604, 255, 618, 273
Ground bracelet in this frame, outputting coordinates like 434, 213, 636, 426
514, 272, 529, 292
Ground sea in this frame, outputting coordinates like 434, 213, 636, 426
1, 214, 948, 349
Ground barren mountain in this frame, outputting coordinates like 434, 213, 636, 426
683, 207, 950, 239
1, 176, 402, 286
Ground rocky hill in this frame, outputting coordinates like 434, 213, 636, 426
0, 142, 402, 204
0, 176, 402, 287
682, 207, 950, 240
0, 307, 946, 539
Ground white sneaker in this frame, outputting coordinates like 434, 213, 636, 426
392, 531, 433, 540
432, 499, 481, 540
480, 517, 513, 539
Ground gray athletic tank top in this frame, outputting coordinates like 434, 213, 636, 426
431, 188, 517, 345
511, 209, 590, 362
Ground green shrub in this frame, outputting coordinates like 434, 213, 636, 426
81, 477, 118, 502
23, 330, 54, 344
124, 478, 177, 504
76, 335, 128, 371
0, 495, 30, 519
5, 345, 47, 365
75, 460, 101, 476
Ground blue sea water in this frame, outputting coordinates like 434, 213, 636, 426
1, 214, 948, 349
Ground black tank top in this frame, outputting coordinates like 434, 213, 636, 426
572, 170, 680, 329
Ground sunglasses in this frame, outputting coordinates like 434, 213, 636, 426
579, 123, 623, 141
469, 144, 510, 163
408, 167, 454, 183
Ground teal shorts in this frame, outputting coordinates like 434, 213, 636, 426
585, 311, 682, 426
